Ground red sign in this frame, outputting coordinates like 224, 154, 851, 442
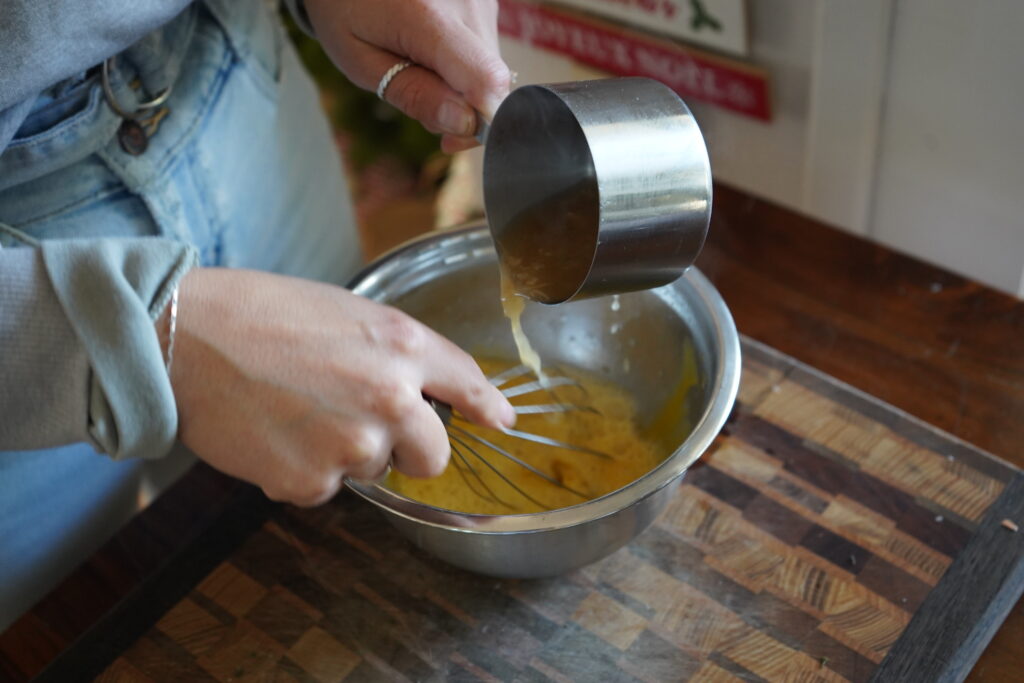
498, 0, 771, 121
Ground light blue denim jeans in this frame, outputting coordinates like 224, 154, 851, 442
0, 2, 360, 629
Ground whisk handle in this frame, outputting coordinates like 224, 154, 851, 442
426, 396, 454, 425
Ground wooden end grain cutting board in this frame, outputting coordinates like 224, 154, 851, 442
39, 338, 1024, 683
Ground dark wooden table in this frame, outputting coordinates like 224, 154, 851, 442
2, 183, 1021, 681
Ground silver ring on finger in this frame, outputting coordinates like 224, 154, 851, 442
376, 60, 414, 101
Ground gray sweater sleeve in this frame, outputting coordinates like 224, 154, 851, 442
0, 247, 91, 448
0, 237, 197, 460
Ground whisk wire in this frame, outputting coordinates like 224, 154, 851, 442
451, 416, 612, 461
449, 441, 515, 509
514, 403, 598, 415
424, 364, 618, 511
487, 364, 532, 387
448, 424, 590, 500
448, 431, 551, 509
500, 376, 579, 399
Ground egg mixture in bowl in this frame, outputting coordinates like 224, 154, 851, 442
387, 353, 697, 515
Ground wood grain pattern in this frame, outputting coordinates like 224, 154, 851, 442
29, 339, 1019, 683
696, 184, 1024, 682
870, 472, 1024, 682
0, 463, 243, 682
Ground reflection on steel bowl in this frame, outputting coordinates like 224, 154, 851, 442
346, 225, 740, 578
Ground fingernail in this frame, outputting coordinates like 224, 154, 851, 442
481, 94, 505, 122
498, 399, 517, 429
439, 99, 475, 136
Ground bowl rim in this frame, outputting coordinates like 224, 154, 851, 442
345, 224, 741, 534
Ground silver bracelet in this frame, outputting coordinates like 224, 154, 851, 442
165, 285, 179, 375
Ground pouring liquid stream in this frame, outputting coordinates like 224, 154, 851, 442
500, 266, 547, 384
494, 184, 598, 382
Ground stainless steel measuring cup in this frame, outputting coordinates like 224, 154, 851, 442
481, 77, 712, 304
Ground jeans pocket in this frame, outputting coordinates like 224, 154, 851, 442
203, 0, 285, 104
10, 75, 99, 144
2, 182, 161, 244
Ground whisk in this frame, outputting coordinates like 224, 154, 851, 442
431, 364, 613, 511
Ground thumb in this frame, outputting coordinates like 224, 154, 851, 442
383, 64, 477, 138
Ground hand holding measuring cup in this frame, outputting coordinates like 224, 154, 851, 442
304, 0, 512, 153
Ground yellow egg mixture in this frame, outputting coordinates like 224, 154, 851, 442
387, 357, 668, 514
387, 266, 697, 515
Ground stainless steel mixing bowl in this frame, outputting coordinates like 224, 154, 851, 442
346, 225, 740, 578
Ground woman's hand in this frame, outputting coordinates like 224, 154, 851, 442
167, 267, 515, 507
304, 0, 511, 153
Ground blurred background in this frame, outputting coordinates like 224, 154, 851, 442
288, 0, 1024, 297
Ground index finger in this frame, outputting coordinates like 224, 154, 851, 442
355, 5, 512, 118
417, 333, 516, 431
426, 22, 512, 119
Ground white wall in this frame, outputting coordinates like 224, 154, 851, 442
688, 0, 817, 215
485, 0, 1024, 297
870, 0, 1024, 296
